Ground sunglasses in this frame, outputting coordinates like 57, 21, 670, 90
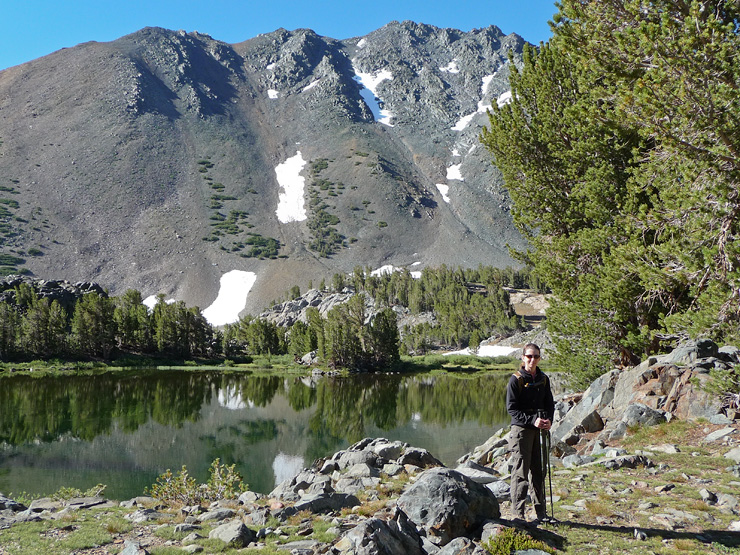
524, 354, 541, 359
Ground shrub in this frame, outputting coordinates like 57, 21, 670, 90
147, 459, 247, 507
483, 527, 554, 555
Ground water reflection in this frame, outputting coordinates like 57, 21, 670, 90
0, 370, 511, 499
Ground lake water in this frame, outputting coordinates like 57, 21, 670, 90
0, 369, 511, 500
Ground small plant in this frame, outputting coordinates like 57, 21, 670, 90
52, 483, 107, 501
147, 459, 247, 507
483, 527, 554, 555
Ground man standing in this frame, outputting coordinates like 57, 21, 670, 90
506, 343, 555, 523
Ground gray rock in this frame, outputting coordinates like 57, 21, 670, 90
238, 490, 262, 504
336, 449, 379, 469
346, 463, 380, 478
120, 541, 149, 555
335, 476, 381, 494
437, 537, 485, 555
724, 448, 740, 464
0, 495, 26, 512
591, 445, 627, 458
486, 480, 510, 501
125, 509, 165, 523
705, 427, 736, 443
552, 370, 618, 444
551, 440, 577, 458
182, 545, 204, 554
601, 455, 654, 470
454, 461, 499, 484
710, 414, 735, 425
66, 496, 111, 510
622, 404, 667, 427
28, 497, 62, 512
208, 519, 256, 547
398, 446, 443, 468
383, 463, 406, 476
717, 493, 739, 512
397, 467, 499, 546
199, 508, 235, 522
370, 439, 407, 460
718, 346, 740, 363
562, 455, 595, 468
645, 444, 680, 454
334, 509, 424, 555
699, 489, 717, 505
663, 339, 718, 365
274, 492, 360, 520
175, 523, 202, 534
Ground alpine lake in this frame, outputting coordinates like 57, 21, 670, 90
0, 368, 514, 500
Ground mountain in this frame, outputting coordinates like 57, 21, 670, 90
0, 21, 528, 317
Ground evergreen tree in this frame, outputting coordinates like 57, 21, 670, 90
71, 293, 116, 359
481, 0, 740, 384
113, 289, 151, 352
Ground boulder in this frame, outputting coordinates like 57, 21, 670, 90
273, 492, 360, 520
398, 447, 443, 468
199, 508, 235, 522
725, 447, 740, 464
601, 455, 654, 470
621, 404, 667, 427
552, 370, 618, 444
334, 509, 424, 555
397, 467, 499, 546
663, 339, 718, 365
436, 537, 487, 555
454, 461, 500, 485
208, 519, 256, 547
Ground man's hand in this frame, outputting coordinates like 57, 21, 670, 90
534, 417, 551, 430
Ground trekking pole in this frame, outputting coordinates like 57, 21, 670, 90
546, 429, 554, 522
538, 410, 554, 523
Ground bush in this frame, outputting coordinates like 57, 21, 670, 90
483, 527, 554, 555
147, 459, 247, 507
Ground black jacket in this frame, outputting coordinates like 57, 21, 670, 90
506, 367, 555, 429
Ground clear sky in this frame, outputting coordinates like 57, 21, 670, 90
0, 0, 557, 72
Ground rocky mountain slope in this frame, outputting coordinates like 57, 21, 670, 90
0, 21, 527, 316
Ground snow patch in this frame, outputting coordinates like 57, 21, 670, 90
267, 89, 279, 99
497, 90, 513, 107
352, 65, 394, 126
266, 62, 276, 70
451, 73, 498, 131
275, 151, 307, 223
436, 183, 450, 203
302, 79, 320, 92
446, 164, 464, 181
142, 295, 175, 311
440, 60, 460, 74
202, 270, 257, 326
357, 38, 367, 48
445, 345, 520, 357
370, 265, 396, 277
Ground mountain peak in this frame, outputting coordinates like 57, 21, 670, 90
0, 22, 528, 317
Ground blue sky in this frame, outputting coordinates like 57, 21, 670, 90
0, 0, 557, 71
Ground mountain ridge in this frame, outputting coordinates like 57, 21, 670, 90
0, 21, 527, 318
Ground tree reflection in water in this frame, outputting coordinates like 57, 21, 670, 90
0, 370, 510, 499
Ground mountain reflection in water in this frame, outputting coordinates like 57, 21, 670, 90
0, 370, 510, 500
